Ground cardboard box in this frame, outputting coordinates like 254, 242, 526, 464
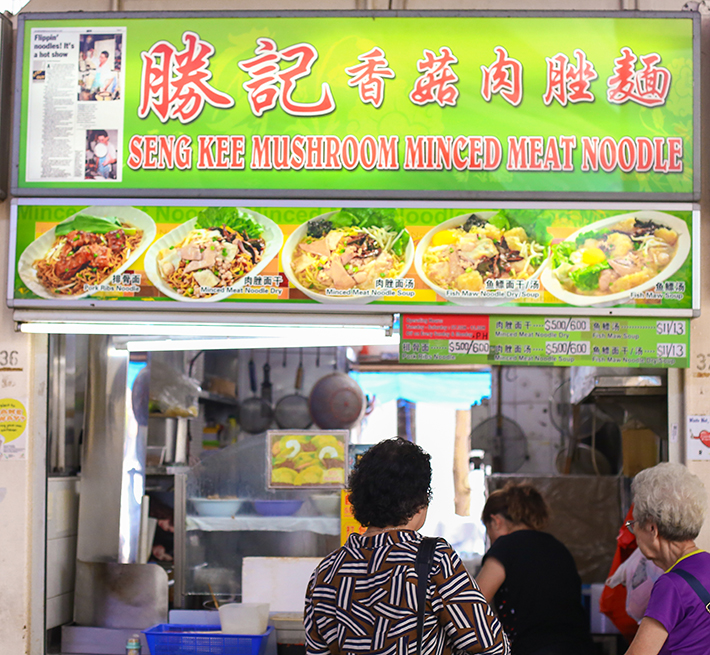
622, 428, 659, 478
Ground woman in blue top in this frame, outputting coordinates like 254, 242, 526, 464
626, 462, 710, 655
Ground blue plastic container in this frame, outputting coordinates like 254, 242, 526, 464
253, 500, 303, 516
143, 624, 273, 655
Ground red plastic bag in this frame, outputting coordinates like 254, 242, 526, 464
598, 505, 639, 642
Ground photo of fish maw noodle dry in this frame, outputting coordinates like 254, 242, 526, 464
291, 208, 410, 293
33, 214, 143, 296
422, 213, 547, 291
551, 217, 680, 297
156, 207, 266, 299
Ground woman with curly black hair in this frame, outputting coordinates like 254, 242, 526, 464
305, 438, 509, 655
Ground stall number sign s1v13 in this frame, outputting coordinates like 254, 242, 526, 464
400, 314, 689, 368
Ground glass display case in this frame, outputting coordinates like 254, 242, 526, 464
178, 436, 341, 606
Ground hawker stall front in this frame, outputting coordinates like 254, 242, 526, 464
4, 10, 704, 655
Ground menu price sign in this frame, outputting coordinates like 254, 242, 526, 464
400, 314, 689, 368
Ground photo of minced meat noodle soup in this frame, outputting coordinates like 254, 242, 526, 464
291, 208, 410, 292
421, 213, 546, 291
33, 214, 143, 296
550, 217, 679, 296
155, 208, 266, 299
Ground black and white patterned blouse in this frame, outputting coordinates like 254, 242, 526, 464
305, 530, 510, 655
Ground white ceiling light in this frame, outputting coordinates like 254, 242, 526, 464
15, 311, 399, 352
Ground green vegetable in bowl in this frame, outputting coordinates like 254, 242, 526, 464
55, 214, 125, 236
194, 207, 264, 239
327, 208, 410, 257
551, 241, 576, 268
569, 261, 611, 291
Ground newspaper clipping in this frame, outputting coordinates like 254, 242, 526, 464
26, 26, 126, 183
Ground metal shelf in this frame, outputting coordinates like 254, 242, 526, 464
186, 514, 340, 536
199, 391, 239, 407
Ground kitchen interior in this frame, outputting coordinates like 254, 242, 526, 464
42, 327, 670, 655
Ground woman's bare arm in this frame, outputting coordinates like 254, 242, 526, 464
475, 557, 506, 605
625, 617, 668, 655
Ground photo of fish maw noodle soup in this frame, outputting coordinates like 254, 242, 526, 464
422, 214, 546, 291
33, 214, 143, 296
156, 208, 266, 299
551, 217, 680, 296
291, 209, 410, 293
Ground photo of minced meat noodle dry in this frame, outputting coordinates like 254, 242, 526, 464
33, 215, 143, 296
155, 208, 266, 299
421, 213, 547, 291
550, 217, 680, 296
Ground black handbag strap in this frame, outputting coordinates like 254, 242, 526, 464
671, 567, 710, 614
415, 537, 438, 655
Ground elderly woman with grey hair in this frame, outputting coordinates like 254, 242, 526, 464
626, 462, 709, 655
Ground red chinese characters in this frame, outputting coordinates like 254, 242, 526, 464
481, 47, 523, 107
139, 31, 234, 124
345, 47, 395, 108
409, 47, 459, 107
543, 49, 598, 106
238, 38, 335, 117
607, 47, 671, 107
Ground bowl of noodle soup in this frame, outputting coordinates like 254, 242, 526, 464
144, 208, 283, 302
17, 206, 156, 300
415, 212, 548, 306
282, 210, 414, 304
539, 210, 691, 307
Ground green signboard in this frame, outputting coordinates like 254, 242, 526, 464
400, 314, 689, 367
13, 12, 698, 200
7, 200, 698, 317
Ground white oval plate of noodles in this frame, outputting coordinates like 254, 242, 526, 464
539, 210, 691, 307
281, 211, 415, 304
17, 205, 157, 300
415, 212, 548, 306
143, 208, 283, 302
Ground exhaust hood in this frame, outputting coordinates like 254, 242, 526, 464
570, 366, 666, 405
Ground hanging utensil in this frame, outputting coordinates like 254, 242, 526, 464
308, 371, 365, 430
274, 349, 312, 429
238, 352, 273, 434
261, 351, 273, 405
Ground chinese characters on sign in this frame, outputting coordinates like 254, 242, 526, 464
139, 31, 235, 124
543, 50, 597, 106
127, 33, 682, 176
137, 33, 673, 121
238, 38, 335, 117
344, 47, 395, 108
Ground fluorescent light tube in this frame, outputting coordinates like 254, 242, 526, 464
121, 329, 399, 352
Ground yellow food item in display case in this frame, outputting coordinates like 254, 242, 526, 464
269, 432, 347, 487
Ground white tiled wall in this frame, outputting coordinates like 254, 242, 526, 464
490, 367, 569, 474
